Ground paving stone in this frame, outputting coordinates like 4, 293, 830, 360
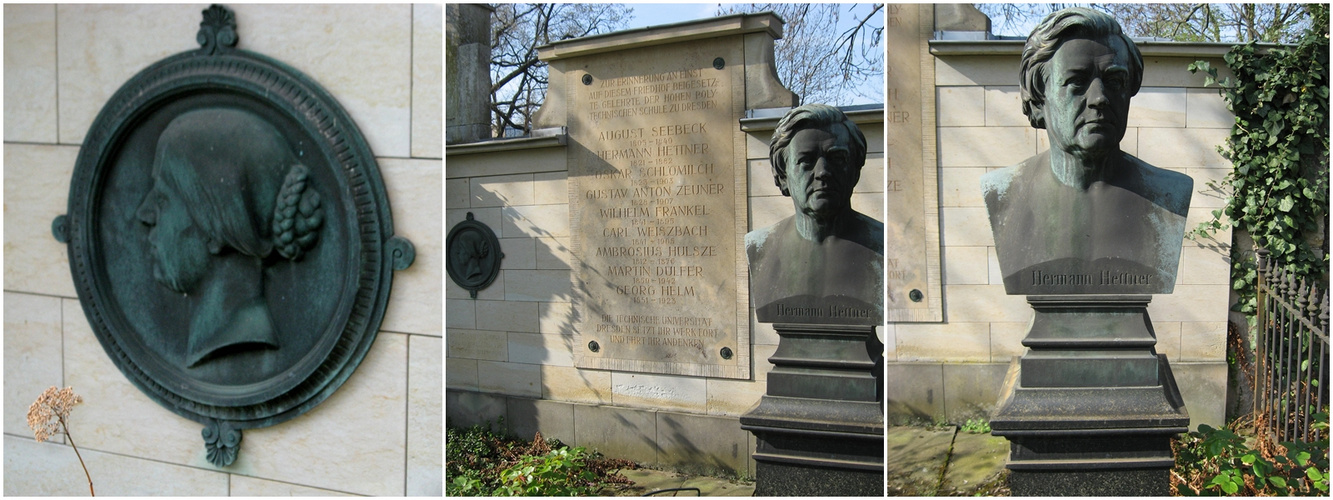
613, 468, 754, 497
885, 426, 954, 496
939, 431, 1009, 495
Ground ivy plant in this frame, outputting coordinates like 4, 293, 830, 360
1187, 3, 1330, 318
1173, 411, 1330, 496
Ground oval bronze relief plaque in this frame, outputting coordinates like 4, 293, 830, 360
446, 212, 504, 298
56, 4, 414, 466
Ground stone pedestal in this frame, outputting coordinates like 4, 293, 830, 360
739, 323, 884, 496
991, 295, 1189, 496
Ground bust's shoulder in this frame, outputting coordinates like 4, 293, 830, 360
981, 153, 1046, 202
745, 216, 793, 254
1123, 153, 1193, 189
847, 210, 884, 255
1120, 153, 1193, 214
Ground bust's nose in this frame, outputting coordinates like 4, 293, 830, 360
1087, 78, 1109, 109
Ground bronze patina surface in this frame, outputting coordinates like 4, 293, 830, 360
746, 104, 885, 325
981, 8, 1192, 295
447, 212, 503, 298
55, 4, 414, 467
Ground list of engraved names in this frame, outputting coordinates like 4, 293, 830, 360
571, 61, 738, 369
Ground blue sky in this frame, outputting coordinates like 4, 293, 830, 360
618, 3, 884, 105
623, 3, 721, 27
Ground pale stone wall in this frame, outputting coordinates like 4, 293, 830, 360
884, 43, 1236, 429
3, 5, 442, 495
445, 112, 886, 476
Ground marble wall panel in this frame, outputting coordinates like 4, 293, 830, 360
229, 476, 355, 496
4, 5, 58, 143
983, 86, 1027, 127
56, 5, 199, 144
472, 173, 536, 208
1127, 88, 1188, 128
1186, 88, 1234, 129
477, 360, 541, 398
937, 126, 1039, 167
989, 322, 1029, 362
705, 378, 765, 416
407, 335, 443, 496
380, 158, 443, 336
895, 322, 990, 362
508, 332, 576, 367
411, 4, 443, 159
499, 237, 539, 270
3, 144, 78, 297
5, 436, 228, 496
944, 246, 989, 285
937, 87, 985, 127
3, 293, 64, 439
540, 365, 612, 404
232, 4, 412, 158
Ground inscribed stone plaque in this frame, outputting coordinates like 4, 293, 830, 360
884, 4, 942, 321
566, 38, 750, 378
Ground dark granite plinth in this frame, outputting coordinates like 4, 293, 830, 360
754, 460, 883, 496
1009, 467, 1171, 496
991, 295, 1188, 496
740, 323, 884, 496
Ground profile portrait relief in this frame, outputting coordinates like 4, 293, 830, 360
136, 108, 323, 367
981, 8, 1193, 294
746, 104, 885, 325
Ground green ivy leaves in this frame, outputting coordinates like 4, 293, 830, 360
1174, 412, 1330, 496
1188, 3, 1330, 318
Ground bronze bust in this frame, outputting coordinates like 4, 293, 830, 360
982, 8, 1192, 294
746, 104, 884, 325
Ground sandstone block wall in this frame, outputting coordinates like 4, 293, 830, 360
3, 5, 442, 495
446, 113, 886, 476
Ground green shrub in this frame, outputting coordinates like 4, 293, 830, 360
446, 421, 635, 496
1173, 411, 1329, 496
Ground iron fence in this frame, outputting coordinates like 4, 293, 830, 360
1254, 248, 1329, 445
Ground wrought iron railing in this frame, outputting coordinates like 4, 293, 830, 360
1254, 248, 1329, 445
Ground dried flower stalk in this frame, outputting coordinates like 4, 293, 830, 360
27, 386, 94, 496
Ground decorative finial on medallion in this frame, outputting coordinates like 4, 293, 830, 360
198, 4, 238, 55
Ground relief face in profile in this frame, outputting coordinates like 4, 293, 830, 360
136, 108, 322, 367
746, 104, 884, 325
981, 8, 1192, 294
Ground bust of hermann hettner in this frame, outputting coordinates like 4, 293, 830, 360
746, 104, 884, 325
981, 8, 1193, 295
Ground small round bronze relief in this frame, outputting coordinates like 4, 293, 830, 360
447, 212, 503, 298
57, 4, 413, 466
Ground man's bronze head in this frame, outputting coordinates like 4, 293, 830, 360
768, 104, 868, 219
1019, 8, 1143, 130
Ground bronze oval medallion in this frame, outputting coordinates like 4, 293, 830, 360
58, 5, 413, 465
446, 212, 504, 298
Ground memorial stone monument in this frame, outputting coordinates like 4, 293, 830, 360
739, 104, 885, 496
883, 4, 943, 321
982, 8, 1192, 495
542, 13, 798, 380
